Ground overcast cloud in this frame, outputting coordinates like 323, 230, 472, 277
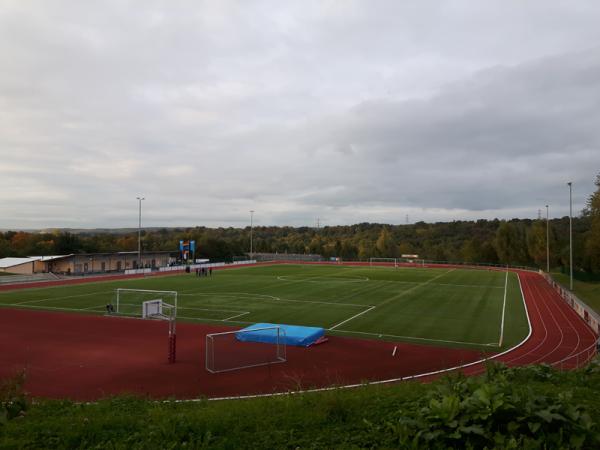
1, 0, 599, 229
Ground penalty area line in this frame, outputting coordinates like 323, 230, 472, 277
222, 311, 250, 321
328, 306, 376, 330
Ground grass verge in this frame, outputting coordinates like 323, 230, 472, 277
2, 360, 600, 449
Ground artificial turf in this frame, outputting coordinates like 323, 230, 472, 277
0, 264, 529, 351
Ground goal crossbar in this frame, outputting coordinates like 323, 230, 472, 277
114, 289, 178, 363
369, 257, 398, 267
206, 326, 287, 373
115, 288, 178, 314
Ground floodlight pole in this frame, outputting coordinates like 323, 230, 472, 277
250, 210, 254, 259
567, 182, 573, 291
545, 205, 549, 273
137, 196, 145, 268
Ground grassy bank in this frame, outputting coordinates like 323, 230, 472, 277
3, 361, 600, 449
553, 272, 600, 314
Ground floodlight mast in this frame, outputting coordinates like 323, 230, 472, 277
545, 205, 550, 273
567, 182, 573, 291
137, 196, 145, 268
250, 210, 254, 259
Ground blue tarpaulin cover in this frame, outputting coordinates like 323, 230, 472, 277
236, 323, 325, 347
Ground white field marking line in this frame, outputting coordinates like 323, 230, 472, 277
276, 275, 369, 283
82, 304, 109, 311
375, 279, 505, 289
117, 301, 249, 316
329, 268, 456, 331
498, 270, 509, 347
170, 272, 534, 403
502, 274, 548, 365
374, 268, 456, 310
107, 310, 256, 325
329, 328, 498, 347
4, 303, 108, 313
222, 311, 250, 321
329, 306, 376, 330
12, 290, 111, 305
178, 305, 249, 314
178, 315, 254, 324
181, 291, 370, 308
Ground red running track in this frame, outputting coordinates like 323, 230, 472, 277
456, 270, 597, 379
0, 309, 485, 401
0, 270, 596, 400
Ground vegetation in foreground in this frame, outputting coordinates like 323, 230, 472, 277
2, 360, 600, 449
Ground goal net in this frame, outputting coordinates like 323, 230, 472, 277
369, 257, 397, 267
114, 288, 178, 316
206, 326, 286, 373
398, 258, 425, 267
112, 289, 178, 363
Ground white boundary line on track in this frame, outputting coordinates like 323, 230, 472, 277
498, 269, 509, 347
329, 329, 497, 347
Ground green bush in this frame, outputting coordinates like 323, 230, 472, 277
2, 361, 600, 448
364, 363, 600, 448
0, 370, 28, 426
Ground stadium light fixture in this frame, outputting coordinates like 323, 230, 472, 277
567, 182, 573, 291
250, 210, 254, 259
545, 205, 550, 273
137, 197, 145, 268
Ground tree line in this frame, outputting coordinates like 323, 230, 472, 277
2, 174, 599, 275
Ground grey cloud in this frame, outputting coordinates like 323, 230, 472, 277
1, 1, 599, 228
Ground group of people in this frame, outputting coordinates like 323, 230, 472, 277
196, 267, 212, 277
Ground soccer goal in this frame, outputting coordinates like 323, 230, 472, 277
205, 325, 287, 373
398, 258, 426, 267
369, 257, 398, 267
113, 289, 178, 363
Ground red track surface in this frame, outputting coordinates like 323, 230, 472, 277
0, 269, 596, 400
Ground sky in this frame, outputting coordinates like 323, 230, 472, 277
1, 1, 599, 229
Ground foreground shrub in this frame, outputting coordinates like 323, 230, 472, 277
0, 370, 28, 426
365, 363, 600, 449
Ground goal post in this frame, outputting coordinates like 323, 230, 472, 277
114, 288, 178, 316
398, 258, 426, 267
206, 326, 286, 373
369, 257, 398, 267
112, 289, 178, 364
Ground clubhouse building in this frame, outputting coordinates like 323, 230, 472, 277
0, 251, 177, 275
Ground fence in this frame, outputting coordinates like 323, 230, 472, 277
550, 341, 597, 370
157, 260, 257, 273
541, 272, 600, 335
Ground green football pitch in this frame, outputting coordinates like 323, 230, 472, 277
0, 264, 529, 351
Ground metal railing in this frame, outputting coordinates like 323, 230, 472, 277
541, 272, 600, 335
551, 341, 598, 370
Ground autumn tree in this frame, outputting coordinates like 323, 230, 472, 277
375, 227, 397, 257
526, 220, 547, 268
584, 173, 600, 273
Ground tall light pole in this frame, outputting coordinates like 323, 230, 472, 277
567, 182, 573, 291
249, 210, 254, 259
545, 204, 550, 273
137, 197, 145, 268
